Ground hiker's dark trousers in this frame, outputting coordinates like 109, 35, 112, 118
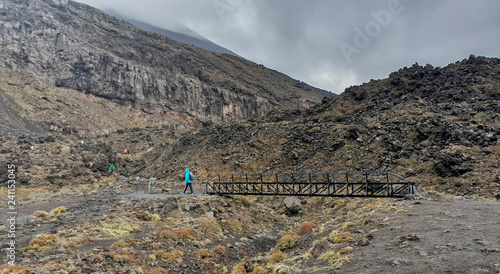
183, 183, 193, 194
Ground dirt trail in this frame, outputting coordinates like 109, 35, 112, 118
0, 177, 203, 253
341, 196, 500, 274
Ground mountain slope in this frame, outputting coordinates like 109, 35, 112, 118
1, 56, 499, 274
141, 56, 500, 199
0, 67, 202, 138
0, 0, 332, 128
0, 89, 44, 137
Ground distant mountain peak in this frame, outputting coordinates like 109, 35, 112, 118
104, 9, 241, 57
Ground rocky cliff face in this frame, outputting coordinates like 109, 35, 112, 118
0, 0, 331, 129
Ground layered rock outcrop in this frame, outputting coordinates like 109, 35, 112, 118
0, 0, 331, 129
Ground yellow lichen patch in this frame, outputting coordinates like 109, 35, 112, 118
62, 240, 77, 248
235, 196, 252, 207
214, 245, 227, 254
33, 210, 48, 217
49, 206, 67, 216
251, 265, 268, 274
328, 230, 356, 244
154, 250, 184, 263
273, 234, 296, 252
226, 220, 243, 231
150, 268, 169, 274
308, 126, 321, 132
341, 222, 353, 230
102, 222, 140, 236
108, 249, 140, 264
268, 251, 287, 264
159, 230, 180, 240
147, 213, 161, 222
387, 205, 398, 211
232, 260, 247, 274
339, 247, 353, 254
130, 211, 161, 222
200, 219, 223, 237
197, 248, 211, 259
23, 234, 59, 253
332, 199, 346, 207
0, 265, 32, 273
301, 251, 313, 259
176, 228, 196, 239
318, 251, 350, 268
194, 239, 212, 247
112, 240, 129, 248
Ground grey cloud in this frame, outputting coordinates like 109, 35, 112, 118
76, 0, 500, 94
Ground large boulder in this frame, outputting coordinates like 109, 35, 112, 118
284, 196, 301, 215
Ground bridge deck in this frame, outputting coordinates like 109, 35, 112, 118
204, 172, 414, 198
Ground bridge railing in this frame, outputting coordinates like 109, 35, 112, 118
205, 171, 414, 198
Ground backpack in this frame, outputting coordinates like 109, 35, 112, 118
189, 173, 194, 181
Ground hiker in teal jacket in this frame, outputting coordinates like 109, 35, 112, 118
181, 168, 194, 194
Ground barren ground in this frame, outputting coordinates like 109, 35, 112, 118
341, 195, 500, 274
1, 179, 499, 273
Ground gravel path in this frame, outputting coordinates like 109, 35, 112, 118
341, 196, 500, 274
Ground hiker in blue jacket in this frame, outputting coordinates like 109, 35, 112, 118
181, 168, 195, 194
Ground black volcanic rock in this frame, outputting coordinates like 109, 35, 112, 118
138, 56, 500, 198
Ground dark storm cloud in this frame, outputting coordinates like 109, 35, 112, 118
76, 0, 500, 94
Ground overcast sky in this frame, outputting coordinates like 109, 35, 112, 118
76, 0, 500, 94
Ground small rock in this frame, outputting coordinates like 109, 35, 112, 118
405, 169, 416, 176
474, 239, 489, 245
400, 234, 421, 242
358, 237, 370, 246
387, 257, 411, 266
206, 211, 214, 218
481, 248, 499, 253
403, 194, 415, 201
284, 196, 301, 215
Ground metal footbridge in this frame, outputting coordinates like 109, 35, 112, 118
205, 171, 414, 198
